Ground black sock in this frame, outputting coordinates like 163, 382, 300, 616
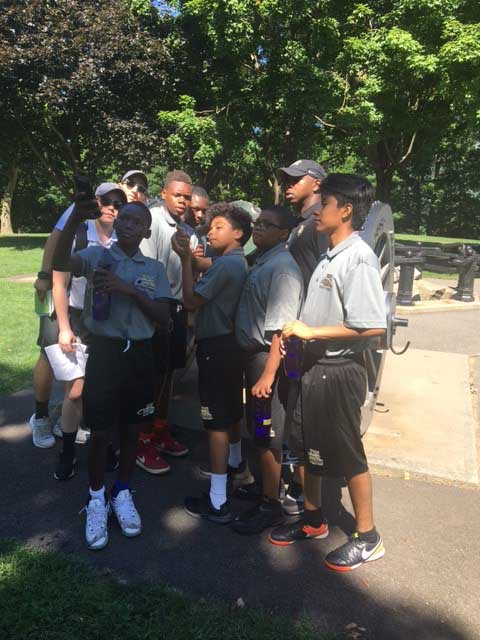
287, 480, 303, 498
303, 508, 325, 527
35, 401, 49, 419
62, 432, 76, 458
357, 527, 378, 543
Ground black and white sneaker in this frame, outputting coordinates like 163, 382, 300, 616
231, 497, 284, 535
281, 481, 304, 515
53, 452, 76, 481
324, 531, 385, 572
184, 493, 233, 524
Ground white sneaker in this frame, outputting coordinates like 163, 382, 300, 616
111, 489, 142, 538
83, 497, 110, 550
52, 420, 90, 445
29, 414, 55, 449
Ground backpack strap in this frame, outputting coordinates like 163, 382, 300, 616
73, 222, 88, 252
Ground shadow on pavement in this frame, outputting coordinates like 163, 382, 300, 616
0, 418, 475, 640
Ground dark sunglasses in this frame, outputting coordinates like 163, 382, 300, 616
100, 196, 125, 209
123, 178, 147, 194
252, 220, 285, 230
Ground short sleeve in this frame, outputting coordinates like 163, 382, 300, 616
55, 204, 75, 230
343, 262, 387, 329
153, 263, 174, 300
194, 260, 230, 301
264, 272, 303, 333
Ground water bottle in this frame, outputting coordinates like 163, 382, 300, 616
92, 259, 112, 321
284, 337, 303, 379
253, 396, 272, 447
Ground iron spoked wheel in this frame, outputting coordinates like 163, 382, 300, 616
359, 202, 395, 436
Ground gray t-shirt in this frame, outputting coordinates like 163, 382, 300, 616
194, 247, 248, 341
140, 199, 193, 301
236, 244, 304, 351
301, 233, 386, 357
77, 243, 173, 340
287, 203, 329, 289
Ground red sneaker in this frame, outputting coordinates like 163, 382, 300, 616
151, 419, 189, 457
136, 438, 170, 475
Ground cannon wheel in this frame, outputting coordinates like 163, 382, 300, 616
359, 202, 395, 436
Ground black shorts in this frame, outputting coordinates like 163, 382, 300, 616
196, 334, 243, 431
36, 314, 59, 352
69, 307, 91, 346
287, 354, 368, 480
243, 349, 289, 451
83, 336, 155, 432
151, 305, 187, 376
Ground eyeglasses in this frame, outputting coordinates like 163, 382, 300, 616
123, 179, 147, 194
99, 196, 125, 209
252, 220, 285, 230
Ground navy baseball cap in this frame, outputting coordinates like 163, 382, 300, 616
277, 159, 326, 180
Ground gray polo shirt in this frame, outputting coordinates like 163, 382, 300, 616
194, 247, 248, 341
236, 244, 304, 351
140, 199, 193, 301
287, 203, 329, 289
301, 233, 386, 357
77, 243, 173, 340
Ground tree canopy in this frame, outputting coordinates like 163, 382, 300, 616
1, 0, 479, 236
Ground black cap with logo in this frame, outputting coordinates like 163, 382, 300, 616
277, 159, 326, 181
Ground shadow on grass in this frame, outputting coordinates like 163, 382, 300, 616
0, 538, 332, 640
0, 235, 47, 251
0, 361, 34, 398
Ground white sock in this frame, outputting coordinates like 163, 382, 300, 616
209, 473, 227, 510
228, 441, 242, 468
89, 486, 105, 501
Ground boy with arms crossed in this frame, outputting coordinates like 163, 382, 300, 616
270, 174, 387, 572
232, 206, 303, 534
172, 203, 251, 523
53, 198, 172, 550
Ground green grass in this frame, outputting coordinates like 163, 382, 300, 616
0, 282, 38, 395
397, 233, 480, 246
0, 234, 47, 277
0, 539, 336, 640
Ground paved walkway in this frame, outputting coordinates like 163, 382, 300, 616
0, 308, 479, 639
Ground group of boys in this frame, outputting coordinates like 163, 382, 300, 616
30, 159, 387, 572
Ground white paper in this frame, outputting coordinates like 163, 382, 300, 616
45, 343, 88, 381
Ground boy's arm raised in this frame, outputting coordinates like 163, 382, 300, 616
52, 198, 98, 275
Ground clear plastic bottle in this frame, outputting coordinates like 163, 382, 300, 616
284, 336, 303, 379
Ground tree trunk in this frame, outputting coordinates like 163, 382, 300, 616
1, 161, 18, 235
272, 172, 282, 205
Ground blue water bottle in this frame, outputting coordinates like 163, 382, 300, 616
92, 255, 113, 321
253, 396, 272, 447
284, 337, 303, 379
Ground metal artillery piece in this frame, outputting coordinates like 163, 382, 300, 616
359, 202, 409, 435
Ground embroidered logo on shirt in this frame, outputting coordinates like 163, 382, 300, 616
308, 449, 325, 466
135, 274, 156, 293
320, 273, 333, 289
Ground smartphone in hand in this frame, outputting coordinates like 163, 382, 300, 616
73, 174, 100, 219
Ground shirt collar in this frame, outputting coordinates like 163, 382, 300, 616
326, 232, 360, 259
223, 247, 245, 258
87, 220, 116, 245
110, 243, 145, 263
255, 242, 286, 266
300, 201, 321, 221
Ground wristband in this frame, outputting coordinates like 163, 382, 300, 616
37, 271, 51, 280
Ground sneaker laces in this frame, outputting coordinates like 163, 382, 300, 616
113, 490, 139, 526
80, 499, 109, 537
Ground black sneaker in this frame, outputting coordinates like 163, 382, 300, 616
54, 452, 76, 481
233, 480, 262, 501
269, 515, 329, 546
184, 493, 234, 524
324, 531, 385, 572
106, 444, 119, 473
231, 498, 284, 535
